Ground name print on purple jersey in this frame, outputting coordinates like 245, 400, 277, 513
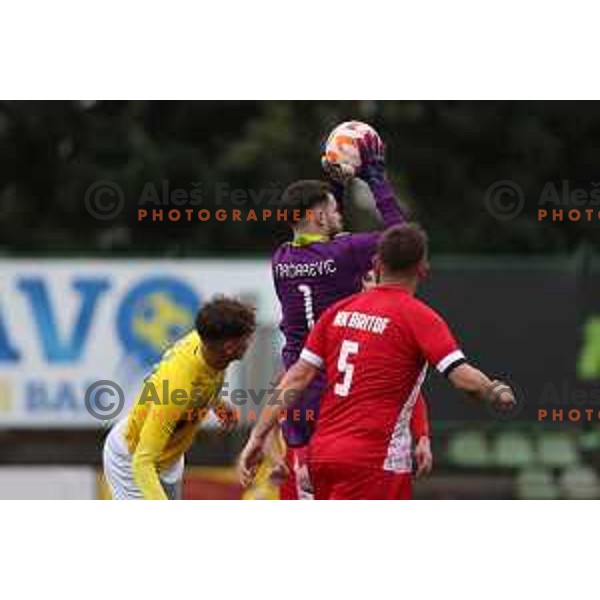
273, 258, 337, 279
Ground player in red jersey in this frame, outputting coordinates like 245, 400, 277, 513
240, 223, 516, 499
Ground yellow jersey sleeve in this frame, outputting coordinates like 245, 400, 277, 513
131, 402, 178, 500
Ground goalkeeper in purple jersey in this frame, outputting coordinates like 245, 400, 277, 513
270, 133, 430, 499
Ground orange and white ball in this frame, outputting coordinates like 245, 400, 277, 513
323, 120, 382, 178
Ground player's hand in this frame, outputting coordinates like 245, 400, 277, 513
214, 402, 238, 434
484, 379, 517, 415
321, 154, 355, 185
296, 462, 314, 496
238, 434, 265, 488
268, 459, 290, 486
356, 132, 386, 184
415, 436, 433, 478
362, 269, 376, 291
321, 157, 350, 207
487, 380, 517, 412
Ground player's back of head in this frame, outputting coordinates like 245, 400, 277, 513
279, 180, 342, 235
280, 180, 330, 214
377, 223, 428, 278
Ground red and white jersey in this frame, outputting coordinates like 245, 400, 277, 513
301, 284, 464, 473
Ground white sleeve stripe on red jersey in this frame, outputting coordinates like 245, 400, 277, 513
436, 349, 465, 374
300, 348, 324, 368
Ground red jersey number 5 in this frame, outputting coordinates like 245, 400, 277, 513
334, 340, 359, 397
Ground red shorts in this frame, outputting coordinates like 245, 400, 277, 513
310, 462, 412, 500
279, 446, 313, 500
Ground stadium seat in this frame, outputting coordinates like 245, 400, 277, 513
578, 429, 600, 452
536, 432, 580, 468
515, 468, 559, 500
558, 466, 600, 500
447, 431, 491, 467
492, 431, 535, 468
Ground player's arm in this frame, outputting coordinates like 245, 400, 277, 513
238, 358, 319, 487
131, 404, 176, 500
239, 306, 332, 487
332, 134, 407, 273
211, 396, 238, 433
410, 392, 430, 440
410, 304, 516, 410
264, 424, 289, 484
411, 392, 433, 477
355, 132, 406, 228
262, 370, 289, 481
447, 362, 515, 406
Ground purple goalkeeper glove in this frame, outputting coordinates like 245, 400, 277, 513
356, 132, 388, 191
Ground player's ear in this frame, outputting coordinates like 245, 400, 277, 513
373, 256, 383, 283
312, 204, 325, 227
223, 335, 251, 358
416, 258, 430, 281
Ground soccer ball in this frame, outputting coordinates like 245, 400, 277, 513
322, 120, 381, 179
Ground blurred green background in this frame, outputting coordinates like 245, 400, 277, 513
1, 100, 598, 256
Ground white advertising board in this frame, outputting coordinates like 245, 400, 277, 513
0, 259, 279, 427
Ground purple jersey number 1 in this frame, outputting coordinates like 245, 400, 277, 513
297, 284, 315, 329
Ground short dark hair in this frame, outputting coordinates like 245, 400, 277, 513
195, 296, 256, 343
377, 223, 428, 273
279, 180, 332, 222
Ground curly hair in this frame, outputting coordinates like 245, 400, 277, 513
195, 296, 256, 342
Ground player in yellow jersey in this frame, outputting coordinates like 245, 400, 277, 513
103, 296, 256, 500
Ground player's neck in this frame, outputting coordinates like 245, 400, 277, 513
292, 224, 329, 244
378, 276, 418, 295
